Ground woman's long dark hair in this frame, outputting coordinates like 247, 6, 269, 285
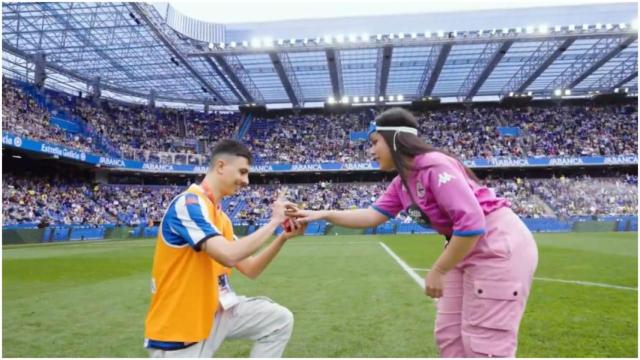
374, 107, 479, 196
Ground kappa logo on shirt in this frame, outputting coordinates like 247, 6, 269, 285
437, 172, 455, 186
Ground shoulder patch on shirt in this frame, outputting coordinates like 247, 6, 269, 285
438, 172, 456, 186
184, 193, 199, 205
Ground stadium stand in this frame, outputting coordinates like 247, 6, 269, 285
4, 77, 636, 166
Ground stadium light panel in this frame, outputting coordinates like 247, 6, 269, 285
554, 89, 562, 96
397, 95, 404, 101
527, 91, 533, 96
509, 92, 514, 96
424, 31, 431, 38
502, 27, 509, 34
437, 30, 444, 37
595, 23, 602, 30
336, 34, 345, 43
539, 25, 549, 34
564, 89, 571, 96
526, 26, 534, 34
208, 43, 214, 50
411, 32, 417, 39
379, 96, 384, 101
250, 38, 262, 48
614, 88, 620, 93
242, 40, 249, 47
341, 96, 349, 103
327, 96, 336, 104
605, 23, 613, 30
568, 24, 575, 31
376, 34, 383, 40
632, 19, 638, 30
554, 25, 562, 32
219, 43, 225, 49
582, 24, 589, 30
348, 34, 358, 42
361, 33, 369, 41
324, 35, 333, 44
388, 96, 395, 101
353, 96, 360, 103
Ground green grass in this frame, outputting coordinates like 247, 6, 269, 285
3, 232, 637, 357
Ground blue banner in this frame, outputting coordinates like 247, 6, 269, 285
349, 131, 369, 141
497, 126, 520, 137
3, 132, 638, 175
50, 116, 81, 133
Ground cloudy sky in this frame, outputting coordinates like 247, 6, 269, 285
169, 0, 635, 23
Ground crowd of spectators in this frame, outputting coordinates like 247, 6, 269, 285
4, 78, 636, 166
4, 174, 635, 226
244, 113, 370, 164
3, 174, 112, 226
2, 79, 96, 153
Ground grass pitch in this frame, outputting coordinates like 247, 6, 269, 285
3, 232, 637, 357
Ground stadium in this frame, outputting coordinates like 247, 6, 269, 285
1, 1, 638, 357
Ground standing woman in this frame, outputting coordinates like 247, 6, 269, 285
288, 108, 538, 357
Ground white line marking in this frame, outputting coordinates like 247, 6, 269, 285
379, 242, 424, 289
532, 277, 637, 291
410, 268, 637, 292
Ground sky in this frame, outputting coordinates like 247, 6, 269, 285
168, 0, 637, 24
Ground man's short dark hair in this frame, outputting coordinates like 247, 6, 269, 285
210, 139, 252, 166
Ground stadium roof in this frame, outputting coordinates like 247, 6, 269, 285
2, 2, 638, 109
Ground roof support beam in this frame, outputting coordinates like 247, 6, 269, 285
41, 2, 137, 80
211, 54, 255, 103
3, 40, 212, 105
568, 35, 638, 89
129, 2, 228, 105
423, 43, 451, 96
269, 52, 303, 107
588, 54, 637, 91
544, 35, 636, 92
325, 48, 343, 99
460, 40, 513, 101
613, 72, 637, 90
415, 46, 441, 97
4, 40, 146, 99
203, 57, 244, 102
376, 44, 393, 98
499, 38, 576, 94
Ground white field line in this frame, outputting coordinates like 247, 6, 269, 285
410, 268, 637, 292
379, 242, 425, 290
